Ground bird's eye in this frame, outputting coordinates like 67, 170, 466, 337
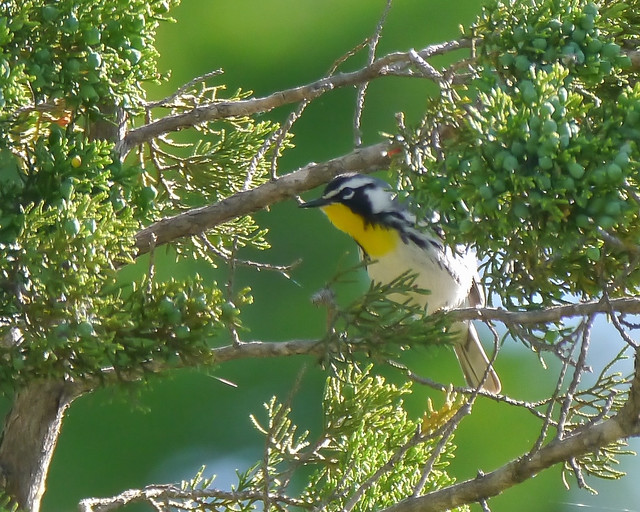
341, 187, 355, 200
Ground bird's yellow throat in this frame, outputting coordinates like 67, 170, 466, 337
321, 203, 399, 257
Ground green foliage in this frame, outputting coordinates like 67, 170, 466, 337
318, 267, 459, 359
212, 366, 464, 512
0, 492, 19, 512
402, 0, 640, 306
302, 366, 463, 512
145, 82, 292, 264
0, 0, 174, 113
472, 0, 630, 85
0, 128, 150, 245
0, 0, 277, 391
86, 368, 467, 511
0, 0, 180, 228
1, 0, 281, 256
0, 188, 227, 386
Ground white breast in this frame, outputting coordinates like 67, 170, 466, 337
366, 241, 476, 313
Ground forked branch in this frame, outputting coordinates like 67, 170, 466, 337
383, 349, 640, 512
119, 40, 469, 155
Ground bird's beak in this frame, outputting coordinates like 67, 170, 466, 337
299, 197, 330, 208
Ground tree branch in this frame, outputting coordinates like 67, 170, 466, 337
71, 338, 328, 393
133, 141, 395, 256
450, 297, 640, 326
86, 296, 640, 390
212, 338, 326, 363
119, 40, 469, 155
81, 343, 640, 512
76, 311, 640, 512
383, 350, 640, 512
0, 380, 81, 512
79, 483, 311, 512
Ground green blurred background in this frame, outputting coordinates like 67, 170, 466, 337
33, 0, 639, 510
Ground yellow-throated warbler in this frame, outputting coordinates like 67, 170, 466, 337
301, 173, 501, 394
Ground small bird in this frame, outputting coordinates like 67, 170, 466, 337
300, 173, 501, 394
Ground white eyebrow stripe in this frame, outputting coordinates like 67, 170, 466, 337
322, 188, 341, 199
322, 175, 384, 198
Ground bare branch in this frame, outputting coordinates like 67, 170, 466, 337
145, 69, 225, 109
83, 347, 640, 512
197, 234, 301, 277
79, 484, 310, 512
450, 297, 640, 325
353, 0, 394, 146
413, 401, 473, 496
119, 40, 469, 154
529, 338, 572, 455
342, 429, 422, 512
408, 49, 444, 81
80, 295, 640, 391
557, 319, 594, 439
405, 368, 553, 421
381, 350, 640, 512
134, 141, 396, 256
216, 338, 327, 362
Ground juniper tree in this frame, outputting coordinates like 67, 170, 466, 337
1, 1, 640, 511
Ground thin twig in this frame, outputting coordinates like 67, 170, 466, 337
267, 34, 374, 181
261, 367, 307, 510
602, 293, 640, 349
146, 233, 157, 292
405, 366, 553, 420
479, 498, 492, 512
529, 339, 574, 455
120, 39, 469, 154
261, 41, 366, 182
556, 318, 593, 439
408, 49, 444, 81
145, 69, 224, 109
567, 457, 589, 489
342, 427, 423, 512
354, 0, 393, 147
413, 360, 489, 497
413, 400, 474, 496
225, 237, 242, 347
509, 322, 574, 366
570, 392, 617, 434
380, 354, 640, 512
79, 485, 310, 512
197, 234, 301, 277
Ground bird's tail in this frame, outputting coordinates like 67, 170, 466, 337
452, 322, 501, 394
